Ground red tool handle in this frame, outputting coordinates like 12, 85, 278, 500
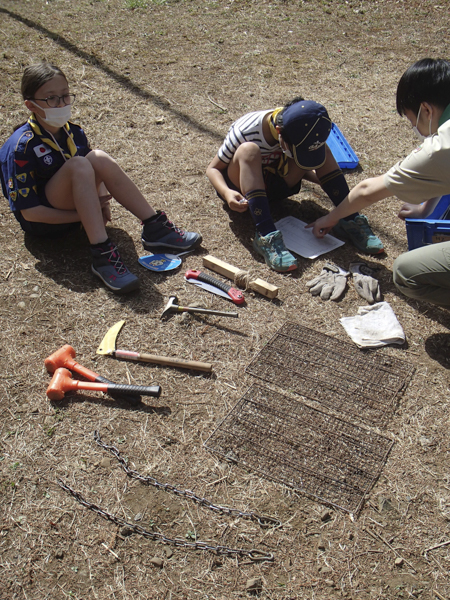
185, 269, 245, 305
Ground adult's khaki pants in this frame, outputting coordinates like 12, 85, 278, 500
393, 241, 450, 307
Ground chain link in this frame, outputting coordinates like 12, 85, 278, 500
57, 480, 273, 562
56, 431, 280, 562
93, 431, 281, 529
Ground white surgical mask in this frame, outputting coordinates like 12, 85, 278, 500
279, 135, 293, 159
31, 102, 71, 128
412, 105, 432, 142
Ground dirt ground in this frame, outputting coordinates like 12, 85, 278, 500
0, 0, 449, 598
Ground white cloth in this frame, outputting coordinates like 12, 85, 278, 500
339, 302, 405, 348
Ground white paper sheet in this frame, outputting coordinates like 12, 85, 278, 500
275, 216, 344, 259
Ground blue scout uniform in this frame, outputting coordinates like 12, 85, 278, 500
0, 116, 91, 231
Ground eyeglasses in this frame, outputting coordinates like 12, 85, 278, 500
32, 93, 76, 108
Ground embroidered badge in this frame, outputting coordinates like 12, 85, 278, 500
19, 188, 30, 198
14, 159, 29, 168
16, 173, 27, 183
10, 191, 17, 202
308, 140, 325, 152
43, 155, 53, 166
8, 178, 13, 189
33, 144, 51, 158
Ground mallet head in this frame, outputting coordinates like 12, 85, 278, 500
45, 345, 77, 374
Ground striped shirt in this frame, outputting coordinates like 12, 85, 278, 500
217, 109, 283, 166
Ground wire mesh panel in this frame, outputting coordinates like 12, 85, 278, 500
204, 384, 394, 514
245, 322, 415, 426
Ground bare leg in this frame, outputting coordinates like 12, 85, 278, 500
226, 143, 266, 194
45, 156, 109, 244
85, 150, 156, 221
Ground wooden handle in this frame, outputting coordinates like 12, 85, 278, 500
114, 349, 212, 373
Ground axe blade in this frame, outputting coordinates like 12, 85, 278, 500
96, 320, 125, 355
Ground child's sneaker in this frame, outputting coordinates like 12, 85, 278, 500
253, 230, 298, 272
142, 211, 202, 251
333, 215, 384, 255
91, 242, 140, 294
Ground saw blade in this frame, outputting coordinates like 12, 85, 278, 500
185, 277, 231, 300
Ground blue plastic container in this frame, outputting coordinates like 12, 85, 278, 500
328, 123, 359, 169
405, 194, 450, 250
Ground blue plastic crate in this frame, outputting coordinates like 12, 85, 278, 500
328, 123, 359, 169
405, 194, 450, 250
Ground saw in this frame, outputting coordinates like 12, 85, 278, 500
184, 269, 245, 305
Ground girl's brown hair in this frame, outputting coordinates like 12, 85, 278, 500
21, 61, 68, 100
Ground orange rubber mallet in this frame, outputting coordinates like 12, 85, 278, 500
47, 368, 161, 401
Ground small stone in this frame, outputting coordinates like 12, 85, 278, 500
120, 526, 133, 537
18, 301, 26, 309
134, 513, 143, 522
155, 116, 165, 124
164, 547, 173, 558
246, 577, 262, 592
320, 510, 332, 522
100, 458, 111, 468
394, 557, 404, 567
325, 579, 335, 587
319, 566, 333, 575
55, 549, 64, 560
317, 538, 326, 551
150, 557, 164, 568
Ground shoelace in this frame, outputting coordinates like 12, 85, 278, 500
102, 245, 127, 275
354, 217, 373, 238
161, 214, 185, 235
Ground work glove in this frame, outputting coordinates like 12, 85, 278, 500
305, 263, 349, 301
349, 262, 381, 304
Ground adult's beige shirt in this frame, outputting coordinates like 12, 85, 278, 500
384, 104, 450, 204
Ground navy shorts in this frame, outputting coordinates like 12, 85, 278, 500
14, 211, 81, 239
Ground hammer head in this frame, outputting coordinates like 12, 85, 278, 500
45, 345, 76, 374
161, 295, 179, 319
46, 367, 73, 401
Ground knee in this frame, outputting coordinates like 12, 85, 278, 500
86, 149, 116, 169
66, 155, 95, 179
234, 142, 263, 164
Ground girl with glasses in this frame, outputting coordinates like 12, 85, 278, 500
0, 61, 202, 294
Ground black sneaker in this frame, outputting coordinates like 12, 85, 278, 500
142, 211, 202, 251
91, 242, 139, 294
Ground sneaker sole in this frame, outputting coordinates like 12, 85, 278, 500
141, 234, 203, 252
91, 265, 140, 294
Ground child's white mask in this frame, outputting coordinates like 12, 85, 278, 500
412, 105, 432, 142
31, 102, 71, 128
278, 135, 293, 159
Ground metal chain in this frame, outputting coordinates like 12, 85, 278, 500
94, 430, 281, 529
57, 480, 274, 562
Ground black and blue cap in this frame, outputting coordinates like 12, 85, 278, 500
281, 100, 332, 170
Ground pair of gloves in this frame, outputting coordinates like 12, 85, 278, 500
306, 262, 381, 304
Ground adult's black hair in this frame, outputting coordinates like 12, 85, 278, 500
396, 58, 450, 116
276, 95, 304, 145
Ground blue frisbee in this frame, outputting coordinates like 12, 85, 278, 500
138, 253, 182, 272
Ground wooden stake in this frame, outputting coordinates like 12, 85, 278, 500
202, 255, 278, 299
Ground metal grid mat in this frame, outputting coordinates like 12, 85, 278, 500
204, 384, 394, 514
245, 322, 415, 426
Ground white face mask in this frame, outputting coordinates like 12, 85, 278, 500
412, 105, 432, 142
279, 135, 293, 159
31, 102, 71, 128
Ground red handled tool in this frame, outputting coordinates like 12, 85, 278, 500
185, 269, 245, 305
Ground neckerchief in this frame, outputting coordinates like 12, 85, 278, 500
267, 107, 289, 177
268, 107, 283, 141
28, 115, 78, 160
